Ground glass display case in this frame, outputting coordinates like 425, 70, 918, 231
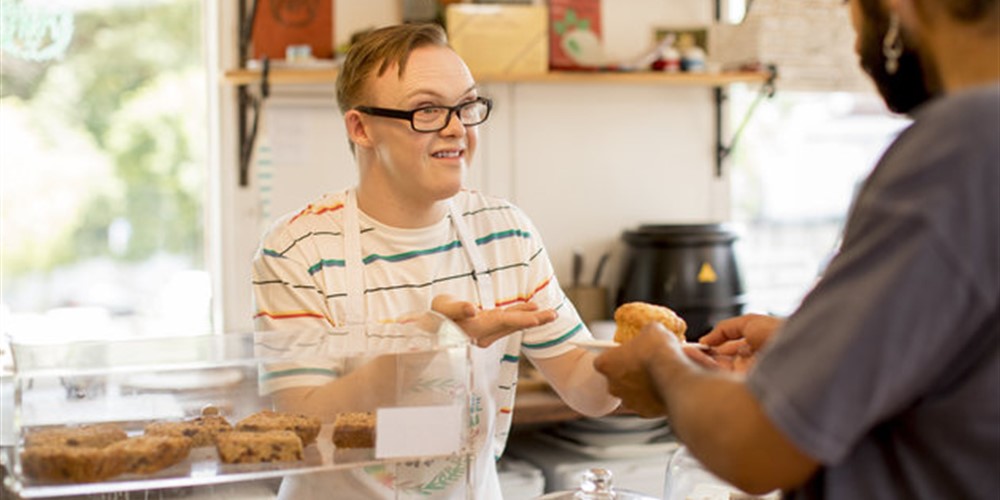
2, 312, 473, 499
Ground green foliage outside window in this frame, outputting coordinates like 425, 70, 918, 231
1, 0, 205, 277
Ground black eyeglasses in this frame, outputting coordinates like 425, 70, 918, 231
355, 97, 493, 133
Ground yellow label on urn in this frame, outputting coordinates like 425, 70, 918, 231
697, 262, 718, 283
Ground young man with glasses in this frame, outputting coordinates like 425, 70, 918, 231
252, 23, 620, 499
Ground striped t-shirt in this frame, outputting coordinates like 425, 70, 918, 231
251, 188, 590, 497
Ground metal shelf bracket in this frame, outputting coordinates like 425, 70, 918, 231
237, 0, 262, 188
714, 64, 777, 177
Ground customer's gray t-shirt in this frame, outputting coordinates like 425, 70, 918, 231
747, 84, 1000, 499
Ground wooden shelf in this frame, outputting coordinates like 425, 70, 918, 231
224, 68, 339, 86
222, 68, 773, 87
512, 388, 636, 426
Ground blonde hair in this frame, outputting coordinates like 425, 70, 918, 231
336, 23, 450, 114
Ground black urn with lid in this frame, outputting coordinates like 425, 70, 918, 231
616, 224, 746, 341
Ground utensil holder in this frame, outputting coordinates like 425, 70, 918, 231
565, 286, 609, 326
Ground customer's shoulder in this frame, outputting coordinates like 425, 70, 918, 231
888, 86, 999, 173
916, 85, 999, 135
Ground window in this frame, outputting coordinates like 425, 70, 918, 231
1, 0, 211, 340
729, 89, 911, 315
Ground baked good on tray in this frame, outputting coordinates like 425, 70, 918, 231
214, 430, 304, 464
332, 412, 376, 449
107, 435, 193, 474
20, 445, 128, 483
235, 410, 321, 446
144, 415, 233, 447
613, 301, 687, 343
24, 423, 127, 449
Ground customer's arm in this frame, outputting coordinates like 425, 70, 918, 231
595, 323, 818, 494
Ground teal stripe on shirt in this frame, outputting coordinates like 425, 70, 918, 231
476, 229, 531, 246
260, 367, 341, 381
304, 229, 528, 275
307, 259, 346, 275
363, 239, 462, 264
522, 323, 582, 349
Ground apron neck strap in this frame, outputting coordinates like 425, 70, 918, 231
447, 199, 496, 311
343, 188, 366, 327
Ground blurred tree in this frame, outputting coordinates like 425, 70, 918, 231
1, 0, 205, 277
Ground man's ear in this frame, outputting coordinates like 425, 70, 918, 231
344, 110, 373, 149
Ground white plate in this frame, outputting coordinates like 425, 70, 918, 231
564, 415, 668, 433
554, 425, 671, 447
571, 339, 619, 352
534, 430, 679, 459
571, 339, 709, 353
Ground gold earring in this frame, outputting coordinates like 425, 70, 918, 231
883, 13, 903, 75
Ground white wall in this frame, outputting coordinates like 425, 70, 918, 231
479, 82, 728, 296
216, 1, 731, 331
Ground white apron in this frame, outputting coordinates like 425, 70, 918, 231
278, 188, 514, 499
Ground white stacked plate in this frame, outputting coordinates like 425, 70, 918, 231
554, 415, 670, 448
563, 415, 667, 433
538, 415, 677, 459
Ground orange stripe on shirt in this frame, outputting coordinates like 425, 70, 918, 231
499, 407, 512, 414
289, 201, 344, 224
254, 310, 327, 320
495, 276, 554, 308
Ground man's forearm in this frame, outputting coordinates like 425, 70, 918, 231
648, 352, 818, 494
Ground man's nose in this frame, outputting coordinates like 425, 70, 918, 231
439, 110, 466, 136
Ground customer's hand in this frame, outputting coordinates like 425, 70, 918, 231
698, 314, 784, 374
593, 322, 697, 417
431, 294, 557, 348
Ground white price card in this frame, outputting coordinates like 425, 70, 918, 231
375, 405, 463, 459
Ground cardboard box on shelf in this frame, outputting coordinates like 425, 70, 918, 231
446, 4, 549, 76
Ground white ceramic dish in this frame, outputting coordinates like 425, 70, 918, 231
571, 339, 709, 353
564, 415, 668, 433
534, 431, 680, 460
552, 426, 672, 448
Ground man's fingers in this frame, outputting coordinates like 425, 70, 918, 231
711, 339, 749, 356
683, 345, 718, 369
700, 314, 758, 345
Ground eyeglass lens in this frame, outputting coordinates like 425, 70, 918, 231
413, 100, 489, 132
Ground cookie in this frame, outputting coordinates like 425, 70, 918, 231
108, 435, 192, 474
332, 412, 376, 449
144, 415, 232, 447
20, 445, 127, 483
214, 430, 303, 464
235, 410, 321, 446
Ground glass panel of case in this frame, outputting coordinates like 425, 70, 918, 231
3, 312, 472, 498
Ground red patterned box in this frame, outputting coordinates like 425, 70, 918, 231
549, 0, 603, 70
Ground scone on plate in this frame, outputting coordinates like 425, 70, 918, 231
613, 302, 687, 343
235, 410, 321, 446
